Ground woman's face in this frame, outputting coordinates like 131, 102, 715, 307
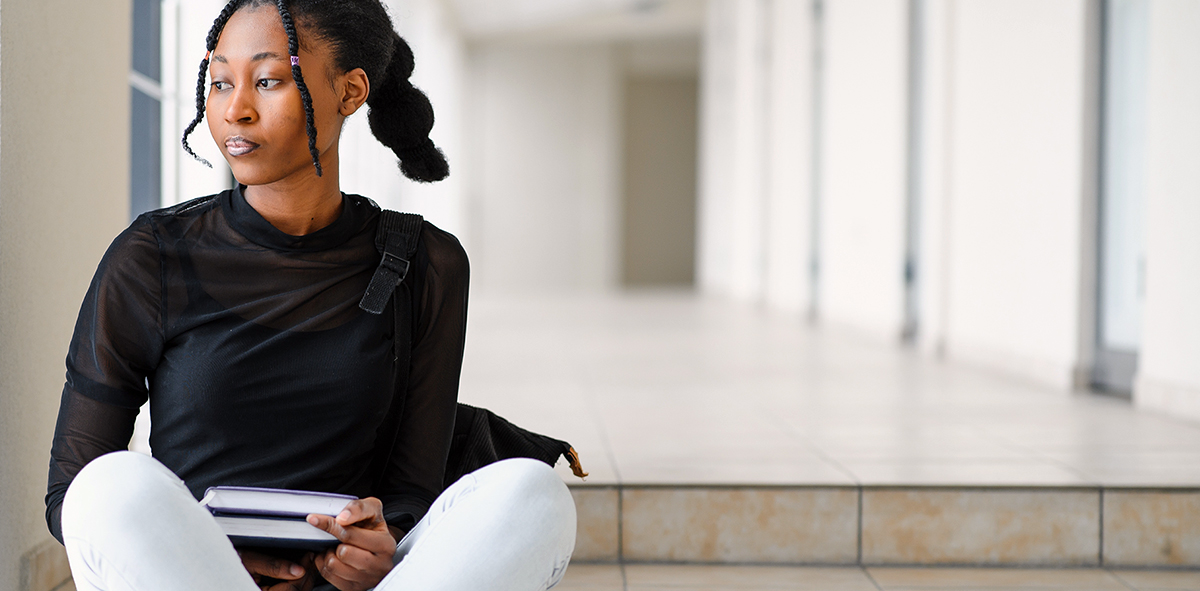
206, 5, 365, 186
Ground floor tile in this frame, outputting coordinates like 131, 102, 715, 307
1112, 569, 1200, 590
862, 489, 1100, 565
624, 564, 877, 589
867, 567, 1127, 589
1105, 491, 1200, 566
556, 564, 624, 589
572, 487, 621, 561
617, 459, 855, 486
622, 488, 858, 563
465, 291, 1200, 490
843, 459, 1093, 486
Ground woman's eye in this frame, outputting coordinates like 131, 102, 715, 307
211, 81, 231, 91
257, 79, 282, 90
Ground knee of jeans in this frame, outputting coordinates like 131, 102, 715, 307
63, 452, 179, 536
485, 458, 575, 516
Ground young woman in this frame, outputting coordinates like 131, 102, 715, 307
45, 1, 576, 590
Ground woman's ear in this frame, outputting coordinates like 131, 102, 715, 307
338, 67, 370, 117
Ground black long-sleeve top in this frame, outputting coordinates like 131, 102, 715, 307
45, 185, 468, 543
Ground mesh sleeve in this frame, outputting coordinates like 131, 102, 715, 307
45, 391, 140, 543
46, 216, 164, 542
378, 223, 469, 531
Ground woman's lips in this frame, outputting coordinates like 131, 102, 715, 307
225, 137, 260, 156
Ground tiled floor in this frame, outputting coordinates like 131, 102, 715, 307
557, 564, 1200, 591
457, 292, 1200, 488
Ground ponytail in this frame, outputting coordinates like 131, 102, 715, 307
366, 33, 448, 183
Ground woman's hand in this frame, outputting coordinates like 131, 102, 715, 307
307, 497, 397, 591
239, 550, 316, 591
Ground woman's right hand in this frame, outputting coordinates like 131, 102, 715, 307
239, 550, 316, 591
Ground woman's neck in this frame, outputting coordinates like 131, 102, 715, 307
242, 154, 344, 236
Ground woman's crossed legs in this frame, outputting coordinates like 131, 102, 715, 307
62, 452, 576, 591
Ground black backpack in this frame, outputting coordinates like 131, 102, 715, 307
357, 211, 587, 492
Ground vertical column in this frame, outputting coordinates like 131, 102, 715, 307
1136, 0, 1200, 419
763, 0, 817, 313
818, 0, 910, 338
696, 0, 769, 300
916, 0, 954, 355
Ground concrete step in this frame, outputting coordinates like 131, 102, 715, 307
568, 484, 1200, 567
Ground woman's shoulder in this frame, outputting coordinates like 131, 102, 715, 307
100, 192, 228, 275
419, 220, 469, 281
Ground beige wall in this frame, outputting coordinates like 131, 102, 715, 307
467, 43, 622, 292
621, 76, 698, 287
0, 1, 132, 590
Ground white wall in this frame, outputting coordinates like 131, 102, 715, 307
698, 0, 814, 307
341, 0, 469, 240
696, 0, 767, 299
467, 43, 621, 292
764, 0, 816, 313
1136, 0, 1200, 419
927, 0, 1092, 389
818, 0, 909, 338
0, 1, 132, 589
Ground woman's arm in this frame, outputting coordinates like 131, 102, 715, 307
46, 217, 164, 543
310, 223, 468, 590
46, 392, 140, 543
375, 223, 469, 532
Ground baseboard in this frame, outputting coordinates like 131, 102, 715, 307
945, 339, 1075, 392
1135, 376, 1200, 423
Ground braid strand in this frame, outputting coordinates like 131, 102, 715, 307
276, 0, 323, 177
181, 0, 242, 168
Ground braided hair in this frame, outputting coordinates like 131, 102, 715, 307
180, 0, 449, 182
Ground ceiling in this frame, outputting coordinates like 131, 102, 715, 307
446, 0, 706, 44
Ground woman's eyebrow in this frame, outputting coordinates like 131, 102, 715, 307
209, 52, 286, 64
251, 51, 287, 62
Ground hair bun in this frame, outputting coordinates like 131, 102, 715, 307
397, 138, 449, 183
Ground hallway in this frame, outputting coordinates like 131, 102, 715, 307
460, 292, 1200, 568
462, 292, 1200, 489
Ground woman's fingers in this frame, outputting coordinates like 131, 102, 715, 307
239, 550, 307, 581
306, 515, 394, 555
332, 543, 383, 573
315, 548, 390, 591
334, 497, 386, 528
305, 497, 395, 590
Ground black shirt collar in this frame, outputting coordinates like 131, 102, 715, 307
222, 184, 366, 252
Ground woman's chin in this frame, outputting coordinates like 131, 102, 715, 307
226, 167, 280, 188
227, 160, 323, 188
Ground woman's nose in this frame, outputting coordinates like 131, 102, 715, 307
224, 85, 256, 123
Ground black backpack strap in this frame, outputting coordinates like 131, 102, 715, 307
362, 210, 588, 494
359, 212, 424, 315
363, 210, 422, 490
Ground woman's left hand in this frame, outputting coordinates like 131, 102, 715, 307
307, 497, 397, 591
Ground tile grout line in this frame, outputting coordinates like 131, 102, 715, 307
1099, 486, 1106, 567
861, 565, 884, 591
617, 484, 625, 565
1107, 567, 1138, 591
857, 486, 864, 564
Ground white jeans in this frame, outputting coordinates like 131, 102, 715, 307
62, 452, 576, 591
